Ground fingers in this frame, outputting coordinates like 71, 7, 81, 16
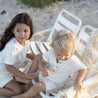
74, 84, 81, 91
27, 73, 38, 79
42, 69, 51, 78
15, 76, 31, 84
40, 59, 47, 65
36, 54, 42, 61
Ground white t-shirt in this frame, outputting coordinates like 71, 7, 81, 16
0, 38, 31, 88
40, 48, 87, 84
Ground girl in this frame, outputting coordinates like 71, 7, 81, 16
12, 30, 87, 98
0, 13, 36, 97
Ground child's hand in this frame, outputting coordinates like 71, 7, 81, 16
15, 76, 31, 84
73, 81, 82, 91
25, 73, 38, 80
42, 68, 51, 78
36, 54, 42, 60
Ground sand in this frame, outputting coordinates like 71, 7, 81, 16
0, 0, 98, 36
0, 0, 98, 97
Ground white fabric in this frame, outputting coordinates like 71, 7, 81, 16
0, 38, 31, 88
42, 78, 59, 91
55, 62, 98, 98
39, 48, 87, 91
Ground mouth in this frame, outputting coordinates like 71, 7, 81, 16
20, 38, 25, 40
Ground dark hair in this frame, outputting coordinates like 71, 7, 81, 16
0, 13, 33, 51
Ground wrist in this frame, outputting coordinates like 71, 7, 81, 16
40, 67, 46, 72
74, 79, 81, 84
19, 72, 26, 79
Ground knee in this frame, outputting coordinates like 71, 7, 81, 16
4, 90, 14, 97
2, 88, 23, 97
13, 86, 23, 95
35, 82, 46, 92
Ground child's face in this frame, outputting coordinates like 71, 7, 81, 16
53, 44, 72, 61
13, 23, 31, 46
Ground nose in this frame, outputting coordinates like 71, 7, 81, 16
21, 31, 25, 36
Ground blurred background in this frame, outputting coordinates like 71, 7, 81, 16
0, 0, 98, 37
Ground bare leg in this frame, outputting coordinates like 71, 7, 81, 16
28, 57, 39, 73
0, 80, 23, 96
28, 54, 42, 73
11, 82, 46, 98
0, 88, 15, 96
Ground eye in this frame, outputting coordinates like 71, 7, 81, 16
16, 29, 20, 32
24, 29, 28, 33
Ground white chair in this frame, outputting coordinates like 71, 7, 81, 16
73, 25, 96, 56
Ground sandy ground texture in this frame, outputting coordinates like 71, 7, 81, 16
0, 0, 98, 36
0, 0, 98, 98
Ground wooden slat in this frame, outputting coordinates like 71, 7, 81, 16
59, 15, 77, 34
76, 42, 86, 53
43, 42, 51, 51
36, 42, 47, 54
54, 22, 65, 30
30, 42, 40, 55
79, 32, 90, 43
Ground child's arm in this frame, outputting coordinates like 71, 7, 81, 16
6, 64, 36, 80
74, 69, 87, 90
38, 57, 51, 77
27, 54, 42, 73
26, 52, 35, 60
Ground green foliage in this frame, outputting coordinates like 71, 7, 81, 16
19, 0, 68, 8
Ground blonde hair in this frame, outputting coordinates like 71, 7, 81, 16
52, 30, 75, 53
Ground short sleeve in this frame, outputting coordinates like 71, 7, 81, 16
5, 45, 17, 65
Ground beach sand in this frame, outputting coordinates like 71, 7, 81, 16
0, 0, 98, 36
0, 0, 98, 98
